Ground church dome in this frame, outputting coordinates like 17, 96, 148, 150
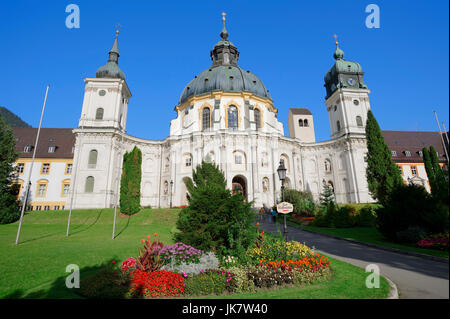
178, 14, 271, 105
179, 65, 271, 104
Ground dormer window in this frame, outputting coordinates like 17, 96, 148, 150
391, 150, 397, 157
418, 151, 423, 157
24, 145, 32, 153
405, 151, 411, 157
48, 146, 56, 153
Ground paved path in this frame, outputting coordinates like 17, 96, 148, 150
257, 214, 449, 299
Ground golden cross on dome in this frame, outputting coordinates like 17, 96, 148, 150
333, 34, 338, 45
115, 23, 121, 35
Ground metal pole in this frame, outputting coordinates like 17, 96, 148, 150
15, 84, 49, 245
112, 130, 125, 239
434, 111, 449, 166
66, 115, 84, 236
442, 122, 449, 149
281, 182, 287, 241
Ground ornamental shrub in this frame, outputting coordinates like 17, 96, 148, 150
183, 269, 234, 296
376, 184, 448, 241
355, 205, 377, 227
396, 226, 427, 244
160, 251, 219, 276
283, 189, 316, 217
333, 205, 357, 228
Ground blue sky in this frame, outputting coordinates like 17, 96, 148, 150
0, 0, 448, 141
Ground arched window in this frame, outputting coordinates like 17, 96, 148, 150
95, 108, 104, 120
228, 105, 238, 130
298, 119, 304, 127
336, 120, 341, 132
254, 108, 261, 130
304, 119, 309, 127
85, 176, 94, 193
356, 116, 363, 127
88, 150, 98, 168
202, 107, 211, 131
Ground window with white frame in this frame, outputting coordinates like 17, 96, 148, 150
48, 146, 55, 153
41, 163, 50, 174
66, 164, 73, 174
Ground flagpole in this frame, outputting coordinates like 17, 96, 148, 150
442, 122, 449, 146
66, 114, 85, 236
434, 111, 449, 166
15, 84, 49, 245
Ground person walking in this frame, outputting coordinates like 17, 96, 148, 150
271, 206, 278, 224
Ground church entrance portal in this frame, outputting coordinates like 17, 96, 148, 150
232, 175, 247, 200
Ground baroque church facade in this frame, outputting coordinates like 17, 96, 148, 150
70, 18, 373, 210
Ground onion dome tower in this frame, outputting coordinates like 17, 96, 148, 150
96, 30, 126, 80
323, 35, 371, 139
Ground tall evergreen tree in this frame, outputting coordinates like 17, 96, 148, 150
422, 147, 437, 195
319, 181, 335, 207
176, 161, 255, 255
0, 114, 20, 224
120, 146, 142, 215
365, 110, 403, 205
429, 145, 448, 204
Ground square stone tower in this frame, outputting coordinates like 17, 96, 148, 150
288, 108, 316, 143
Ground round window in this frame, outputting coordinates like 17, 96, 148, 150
353, 99, 359, 106
99, 90, 106, 96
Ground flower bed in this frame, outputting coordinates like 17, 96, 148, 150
417, 237, 449, 251
82, 231, 332, 298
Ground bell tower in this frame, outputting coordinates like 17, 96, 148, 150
79, 30, 131, 131
324, 35, 371, 139
72, 30, 131, 209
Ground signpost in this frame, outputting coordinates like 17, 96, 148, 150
277, 201, 293, 241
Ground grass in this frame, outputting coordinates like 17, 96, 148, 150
286, 220, 449, 259
0, 208, 390, 299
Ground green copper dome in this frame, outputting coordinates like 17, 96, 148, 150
178, 17, 271, 104
324, 40, 368, 99
96, 32, 126, 81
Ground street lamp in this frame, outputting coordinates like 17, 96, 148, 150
170, 180, 174, 208
277, 160, 288, 241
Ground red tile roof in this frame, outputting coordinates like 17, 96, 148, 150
381, 130, 448, 163
12, 128, 75, 159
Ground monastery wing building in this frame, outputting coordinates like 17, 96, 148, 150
11, 18, 449, 211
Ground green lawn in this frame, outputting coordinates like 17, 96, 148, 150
1, 209, 389, 298
287, 221, 448, 259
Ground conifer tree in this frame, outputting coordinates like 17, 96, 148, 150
319, 181, 335, 207
120, 146, 142, 215
428, 146, 448, 204
365, 110, 403, 205
175, 161, 255, 255
422, 147, 437, 194
0, 114, 20, 224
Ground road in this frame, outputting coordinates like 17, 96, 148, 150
258, 215, 449, 299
